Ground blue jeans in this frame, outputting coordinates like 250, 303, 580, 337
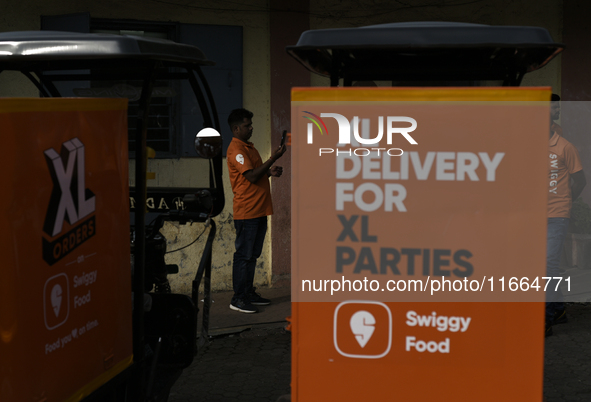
232, 216, 267, 302
546, 217, 569, 322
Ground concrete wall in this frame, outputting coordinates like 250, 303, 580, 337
269, 0, 310, 288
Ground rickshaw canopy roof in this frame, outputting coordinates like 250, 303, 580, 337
287, 22, 564, 85
0, 30, 214, 69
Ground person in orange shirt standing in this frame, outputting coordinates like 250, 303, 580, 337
226, 108, 286, 313
546, 95, 586, 336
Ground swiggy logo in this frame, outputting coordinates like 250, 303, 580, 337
333, 301, 392, 359
44, 273, 69, 330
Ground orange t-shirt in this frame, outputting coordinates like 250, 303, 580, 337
548, 132, 583, 218
226, 137, 273, 220
551, 122, 562, 137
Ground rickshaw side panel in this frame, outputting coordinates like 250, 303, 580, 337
0, 98, 132, 402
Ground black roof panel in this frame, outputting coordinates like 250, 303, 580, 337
287, 22, 564, 85
293, 21, 558, 48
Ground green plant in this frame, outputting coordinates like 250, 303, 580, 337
570, 198, 591, 234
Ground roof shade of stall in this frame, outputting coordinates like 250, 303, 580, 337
286, 22, 564, 86
0, 30, 214, 68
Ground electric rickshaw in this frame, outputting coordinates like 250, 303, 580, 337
0, 30, 225, 401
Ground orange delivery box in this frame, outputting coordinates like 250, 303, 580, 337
0, 98, 131, 402
291, 87, 551, 401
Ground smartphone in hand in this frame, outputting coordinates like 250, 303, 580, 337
281, 130, 287, 147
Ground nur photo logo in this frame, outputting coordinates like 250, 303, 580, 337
303, 112, 419, 156
303, 111, 329, 143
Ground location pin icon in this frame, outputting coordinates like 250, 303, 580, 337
350, 311, 376, 348
51, 284, 62, 317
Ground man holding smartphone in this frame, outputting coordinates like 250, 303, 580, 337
226, 108, 286, 313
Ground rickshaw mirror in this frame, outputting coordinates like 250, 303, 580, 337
194, 127, 222, 158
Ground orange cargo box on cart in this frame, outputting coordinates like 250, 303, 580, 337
0, 98, 132, 402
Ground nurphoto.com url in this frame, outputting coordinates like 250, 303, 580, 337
301, 276, 571, 296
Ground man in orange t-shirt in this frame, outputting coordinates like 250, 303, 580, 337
226, 108, 286, 313
545, 95, 586, 336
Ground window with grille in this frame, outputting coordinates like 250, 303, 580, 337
41, 14, 243, 158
